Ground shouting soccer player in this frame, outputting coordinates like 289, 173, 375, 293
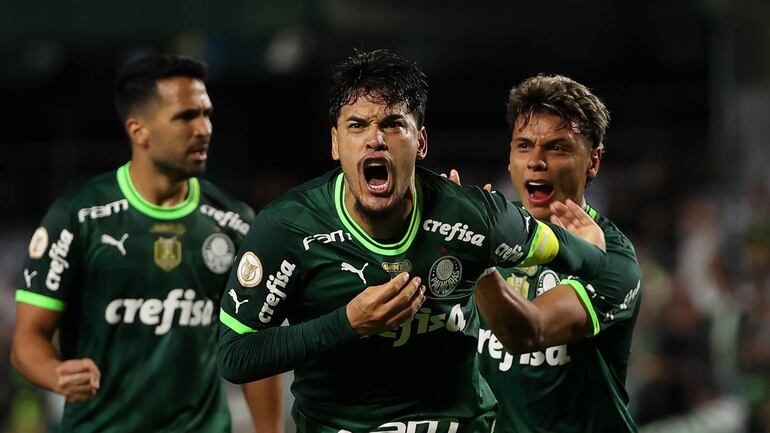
11, 54, 282, 433
217, 49, 608, 432
475, 74, 642, 433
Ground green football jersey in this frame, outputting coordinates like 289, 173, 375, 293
16, 162, 254, 433
477, 205, 642, 433
219, 167, 605, 433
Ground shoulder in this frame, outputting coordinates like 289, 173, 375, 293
261, 169, 338, 226
198, 178, 255, 222
51, 169, 125, 220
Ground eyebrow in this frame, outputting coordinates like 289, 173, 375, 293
344, 113, 405, 124
172, 106, 213, 120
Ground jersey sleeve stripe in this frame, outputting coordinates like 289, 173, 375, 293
560, 279, 600, 336
520, 220, 560, 266
219, 309, 257, 334
16, 290, 65, 312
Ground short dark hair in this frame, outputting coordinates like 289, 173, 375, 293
114, 54, 208, 121
507, 74, 610, 149
329, 49, 428, 128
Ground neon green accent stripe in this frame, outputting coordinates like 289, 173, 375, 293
333, 172, 422, 256
117, 162, 200, 220
16, 290, 65, 312
584, 203, 598, 220
561, 279, 600, 336
219, 309, 256, 334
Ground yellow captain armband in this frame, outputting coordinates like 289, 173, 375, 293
519, 220, 560, 267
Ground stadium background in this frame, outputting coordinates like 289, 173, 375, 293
1, 1, 769, 432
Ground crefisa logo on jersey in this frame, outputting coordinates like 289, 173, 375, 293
202, 233, 235, 274
428, 256, 462, 297
46, 229, 74, 291
28, 227, 49, 259
154, 236, 182, 272
237, 252, 262, 287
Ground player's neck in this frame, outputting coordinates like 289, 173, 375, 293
128, 159, 190, 207
346, 184, 415, 242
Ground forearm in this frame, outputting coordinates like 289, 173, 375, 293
11, 332, 62, 393
242, 376, 283, 433
475, 271, 544, 354
219, 306, 359, 383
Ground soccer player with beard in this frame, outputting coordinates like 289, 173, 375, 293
11, 54, 282, 433
218, 50, 609, 433
474, 74, 642, 433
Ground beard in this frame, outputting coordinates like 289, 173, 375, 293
352, 188, 412, 237
154, 156, 206, 182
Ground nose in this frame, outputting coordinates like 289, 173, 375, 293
527, 146, 546, 171
193, 116, 212, 138
366, 127, 386, 151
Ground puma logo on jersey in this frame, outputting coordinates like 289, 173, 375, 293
229, 289, 249, 313
341, 262, 368, 284
101, 233, 128, 256
23, 269, 37, 288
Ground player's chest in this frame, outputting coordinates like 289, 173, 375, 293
298, 228, 488, 311
80, 214, 236, 296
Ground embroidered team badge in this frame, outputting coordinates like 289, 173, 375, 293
154, 236, 182, 272
237, 251, 262, 287
428, 256, 462, 297
536, 270, 560, 296
29, 227, 49, 259
202, 233, 235, 274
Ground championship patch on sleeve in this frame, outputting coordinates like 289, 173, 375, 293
28, 227, 49, 259
236, 251, 263, 287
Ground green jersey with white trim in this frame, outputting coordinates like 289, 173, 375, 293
477, 204, 642, 433
218, 167, 607, 433
16, 162, 254, 433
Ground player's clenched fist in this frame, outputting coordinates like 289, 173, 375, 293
55, 358, 101, 403
346, 272, 426, 336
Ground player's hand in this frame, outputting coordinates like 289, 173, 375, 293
346, 272, 426, 336
440, 168, 492, 191
55, 358, 101, 403
550, 199, 605, 253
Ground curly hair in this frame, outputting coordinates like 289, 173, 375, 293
329, 49, 428, 128
507, 74, 610, 149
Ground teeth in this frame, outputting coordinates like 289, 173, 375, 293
365, 161, 385, 168
526, 181, 549, 186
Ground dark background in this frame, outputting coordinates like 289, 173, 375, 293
1, 1, 769, 432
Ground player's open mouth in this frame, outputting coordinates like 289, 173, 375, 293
189, 146, 209, 162
362, 157, 392, 196
525, 181, 554, 205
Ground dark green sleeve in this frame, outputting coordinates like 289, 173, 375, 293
217, 210, 360, 382
540, 221, 608, 281
481, 189, 606, 280
218, 306, 358, 382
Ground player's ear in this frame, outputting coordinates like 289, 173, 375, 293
331, 127, 340, 161
416, 127, 428, 160
587, 145, 602, 180
125, 117, 149, 148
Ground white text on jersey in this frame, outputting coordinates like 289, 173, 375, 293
379, 303, 467, 347
78, 199, 128, 223
46, 229, 74, 291
478, 328, 571, 371
199, 204, 250, 235
302, 229, 352, 251
259, 260, 296, 323
422, 219, 485, 246
104, 289, 214, 335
